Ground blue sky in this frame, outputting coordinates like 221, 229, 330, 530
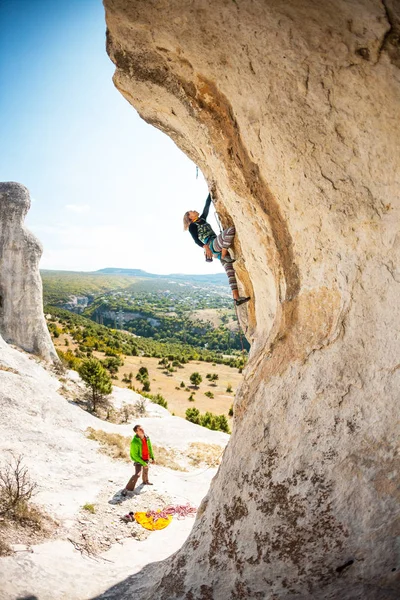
0, 0, 222, 274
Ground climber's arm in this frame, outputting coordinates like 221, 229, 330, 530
200, 193, 212, 220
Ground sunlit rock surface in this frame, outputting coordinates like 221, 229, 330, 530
105, 0, 398, 597
0, 182, 56, 361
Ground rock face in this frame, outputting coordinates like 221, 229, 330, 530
0, 182, 56, 361
103, 1, 400, 598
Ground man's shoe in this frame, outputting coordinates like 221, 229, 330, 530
121, 489, 128, 497
234, 296, 251, 307
143, 482, 154, 486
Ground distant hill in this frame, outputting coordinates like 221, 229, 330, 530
96, 267, 227, 285
41, 267, 229, 305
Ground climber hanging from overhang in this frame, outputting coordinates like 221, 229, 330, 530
183, 193, 250, 307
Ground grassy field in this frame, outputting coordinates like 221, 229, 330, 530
53, 331, 242, 418
41, 270, 137, 304
188, 308, 238, 332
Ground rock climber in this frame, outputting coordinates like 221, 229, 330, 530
183, 193, 250, 306
121, 424, 155, 496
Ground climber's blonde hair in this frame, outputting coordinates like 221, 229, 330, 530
183, 211, 191, 231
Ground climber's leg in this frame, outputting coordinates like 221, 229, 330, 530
213, 226, 235, 261
222, 257, 251, 307
223, 260, 239, 298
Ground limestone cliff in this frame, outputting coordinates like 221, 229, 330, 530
103, 1, 400, 598
0, 182, 56, 361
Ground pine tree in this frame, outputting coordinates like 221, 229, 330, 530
78, 358, 112, 412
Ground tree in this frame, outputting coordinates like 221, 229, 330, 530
208, 374, 219, 385
78, 358, 112, 412
190, 372, 202, 388
102, 356, 122, 375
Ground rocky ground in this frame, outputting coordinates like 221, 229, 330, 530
0, 336, 229, 600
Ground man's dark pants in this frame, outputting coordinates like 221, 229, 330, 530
126, 460, 149, 490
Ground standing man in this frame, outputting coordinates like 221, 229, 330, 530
122, 424, 155, 496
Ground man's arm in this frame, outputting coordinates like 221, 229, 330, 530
200, 193, 212, 220
189, 223, 205, 248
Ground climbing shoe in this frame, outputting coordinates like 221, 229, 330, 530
235, 296, 250, 306
221, 257, 236, 265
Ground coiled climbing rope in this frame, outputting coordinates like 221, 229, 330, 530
146, 503, 197, 522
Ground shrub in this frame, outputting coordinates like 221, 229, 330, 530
141, 392, 168, 409
83, 503, 95, 514
136, 367, 149, 380
208, 374, 219, 385
142, 379, 151, 392
226, 384, 233, 393
205, 391, 214, 399
134, 398, 147, 416
86, 428, 130, 461
185, 409, 230, 433
0, 454, 37, 519
0, 539, 12, 556
102, 356, 123, 374
52, 358, 67, 377
118, 399, 147, 423
185, 407, 200, 424
188, 394, 195, 402
190, 372, 202, 388
151, 445, 187, 472
228, 404, 234, 417
187, 442, 224, 467
56, 348, 81, 371
180, 381, 185, 388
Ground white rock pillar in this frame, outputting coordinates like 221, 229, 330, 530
0, 182, 56, 361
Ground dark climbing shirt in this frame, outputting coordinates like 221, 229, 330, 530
189, 194, 217, 248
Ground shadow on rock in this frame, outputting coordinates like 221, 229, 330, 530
108, 484, 146, 505
90, 560, 168, 600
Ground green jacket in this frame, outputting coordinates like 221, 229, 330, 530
130, 434, 154, 466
